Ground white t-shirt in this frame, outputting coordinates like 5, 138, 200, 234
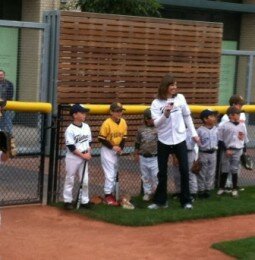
151, 93, 197, 145
65, 123, 92, 159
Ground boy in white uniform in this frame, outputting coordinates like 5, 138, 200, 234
218, 94, 246, 191
63, 104, 93, 210
197, 109, 218, 198
217, 106, 248, 197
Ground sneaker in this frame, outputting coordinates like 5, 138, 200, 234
80, 202, 94, 209
64, 202, 73, 210
183, 203, 193, 210
104, 195, 119, 206
142, 194, 152, 201
232, 190, 239, 197
147, 203, 168, 209
217, 189, 225, 196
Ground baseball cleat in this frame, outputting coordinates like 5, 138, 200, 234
104, 195, 119, 206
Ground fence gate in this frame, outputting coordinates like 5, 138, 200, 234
0, 20, 50, 206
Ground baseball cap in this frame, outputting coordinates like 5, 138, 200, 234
143, 108, 152, 119
226, 106, 241, 115
70, 104, 90, 115
200, 109, 218, 120
110, 102, 125, 112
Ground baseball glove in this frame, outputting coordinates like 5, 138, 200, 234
120, 195, 135, 210
191, 159, 202, 175
90, 195, 103, 205
0, 131, 17, 158
241, 154, 253, 170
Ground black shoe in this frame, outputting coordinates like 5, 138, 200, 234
64, 202, 73, 210
80, 202, 94, 209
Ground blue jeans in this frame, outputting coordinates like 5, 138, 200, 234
0, 110, 14, 134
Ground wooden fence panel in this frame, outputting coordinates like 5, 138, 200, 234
58, 11, 223, 105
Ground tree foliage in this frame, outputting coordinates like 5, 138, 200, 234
76, 0, 162, 17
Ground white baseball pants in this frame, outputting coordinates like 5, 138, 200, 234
63, 157, 89, 204
101, 146, 118, 195
139, 155, 158, 195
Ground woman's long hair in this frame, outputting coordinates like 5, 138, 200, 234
157, 73, 175, 100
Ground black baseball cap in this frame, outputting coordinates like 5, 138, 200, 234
70, 104, 90, 115
143, 108, 152, 119
226, 106, 241, 115
110, 102, 125, 112
200, 109, 218, 120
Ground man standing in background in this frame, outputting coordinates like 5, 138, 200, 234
0, 69, 14, 134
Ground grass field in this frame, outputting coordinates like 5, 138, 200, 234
53, 186, 255, 226
212, 236, 255, 259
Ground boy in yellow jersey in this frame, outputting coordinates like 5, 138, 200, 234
98, 102, 127, 206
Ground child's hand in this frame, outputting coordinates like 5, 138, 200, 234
82, 152, 92, 160
113, 146, 121, 154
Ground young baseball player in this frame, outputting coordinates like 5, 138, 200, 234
98, 102, 127, 206
197, 109, 218, 198
63, 104, 93, 210
217, 106, 248, 197
217, 94, 247, 192
134, 108, 158, 201
172, 127, 198, 201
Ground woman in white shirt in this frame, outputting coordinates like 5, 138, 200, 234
148, 73, 199, 210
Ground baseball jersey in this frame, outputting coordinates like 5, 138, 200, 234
99, 118, 127, 146
65, 123, 92, 159
218, 121, 248, 149
197, 125, 218, 151
135, 125, 158, 155
151, 93, 197, 145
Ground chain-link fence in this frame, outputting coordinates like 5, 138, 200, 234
51, 104, 255, 203
0, 111, 47, 206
